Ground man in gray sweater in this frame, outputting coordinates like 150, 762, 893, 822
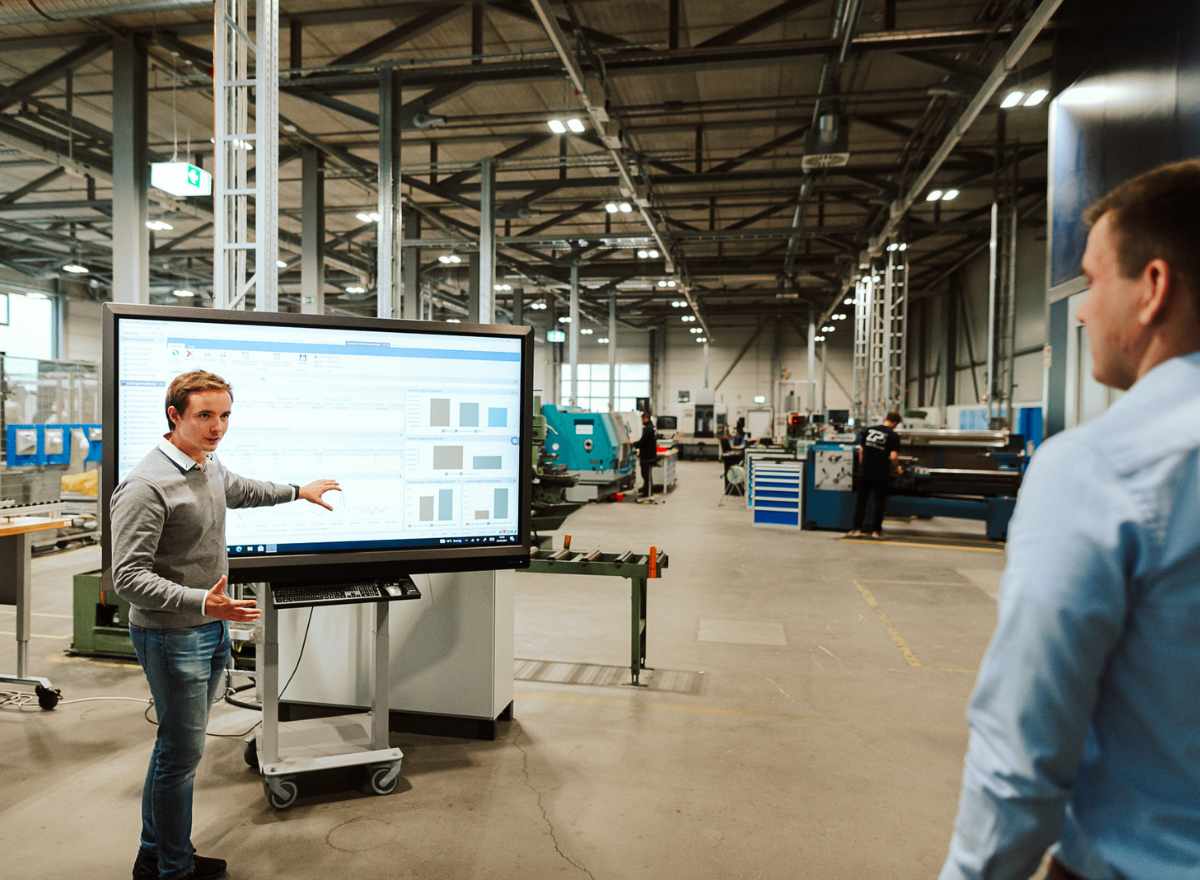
110, 370, 339, 880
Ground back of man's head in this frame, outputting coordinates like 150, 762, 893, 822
1085, 160, 1200, 320
884, 412, 902, 427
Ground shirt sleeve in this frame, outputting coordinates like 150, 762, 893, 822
109, 477, 209, 616
940, 434, 1139, 880
888, 431, 900, 455
222, 465, 296, 509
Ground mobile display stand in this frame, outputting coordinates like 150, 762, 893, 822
245, 583, 404, 810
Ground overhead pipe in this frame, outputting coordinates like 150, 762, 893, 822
819, 0, 1066, 329
0, 0, 206, 25
528, 0, 711, 341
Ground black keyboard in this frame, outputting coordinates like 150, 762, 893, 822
271, 580, 422, 609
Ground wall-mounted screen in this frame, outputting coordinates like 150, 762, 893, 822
103, 304, 532, 581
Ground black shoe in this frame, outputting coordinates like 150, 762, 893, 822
132, 850, 226, 880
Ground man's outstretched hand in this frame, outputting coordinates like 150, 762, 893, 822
204, 575, 261, 622
299, 479, 341, 511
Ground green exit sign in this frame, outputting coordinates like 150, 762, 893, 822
150, 162, 213, 197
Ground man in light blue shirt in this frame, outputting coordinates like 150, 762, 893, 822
940, 160, 1200, 879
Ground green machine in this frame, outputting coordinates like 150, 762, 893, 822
70, 569, 136, 659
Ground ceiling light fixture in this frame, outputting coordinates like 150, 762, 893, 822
1001, 90, 1026, 109
823, 325, 835, 332
1024, 88, 1049, 107
815, 335, 826, 342
637, 249, 648, 259
356, 211, 381, 223
276, 259, 288, 269
926, 190, 944, 202
597, 337, 610, 344
547, 119, 568, 134
605, 202, 619, 214
345, 285, 367, 294
62, 263, 88, 275
171, 288, 194, 298
580, 327, 594, 335
648, 249, 660, 259
495, 283, 513, 292
696, 336, 707, 343
566, 117, 586, 134
618, 201, 632, 213
558, 315, 572, 323
941, 189, 959, 201
446, 318, 462, 323
146, 219, 173, 232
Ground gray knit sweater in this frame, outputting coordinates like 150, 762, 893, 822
110, 440, 294, 629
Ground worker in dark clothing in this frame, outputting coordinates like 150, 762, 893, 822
849, 411, 902, 538
635, 411, 658, 500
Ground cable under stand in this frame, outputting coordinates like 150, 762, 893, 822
523, 542, 668, 686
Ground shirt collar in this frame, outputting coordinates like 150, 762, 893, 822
157, 435, 210, 473
1109, 350, 1200, 416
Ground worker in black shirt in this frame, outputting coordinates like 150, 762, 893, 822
849, 411, 902, 538
635, 411, 658, 500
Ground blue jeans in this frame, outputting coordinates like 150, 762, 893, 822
130, 621, 230, 879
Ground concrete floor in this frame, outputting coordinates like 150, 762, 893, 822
0, 461, 1009, 879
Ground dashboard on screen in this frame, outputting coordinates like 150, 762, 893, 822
109, 309, 527, 565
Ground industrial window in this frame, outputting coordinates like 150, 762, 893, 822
0, 291, 54, 359
561, 363, 650, 412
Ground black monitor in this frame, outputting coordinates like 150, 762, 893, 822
827, 409, 850, 426
102, 304, 533, 584
656, 415, 678, 431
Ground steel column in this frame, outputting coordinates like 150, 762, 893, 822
401, 206, 420, 319
986, 201, 999, 419
608, 292, 617, 411
111, 36, 148, 304
569, 263, 579, 405
300, 146, 324, 314
254, 0, 280, 312
512, 286, 524, 325
807, 309, 816, 413
477, 157, 496, 323
377, 67, 403, 319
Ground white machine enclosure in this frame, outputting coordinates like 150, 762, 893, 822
278, 569, 513, 722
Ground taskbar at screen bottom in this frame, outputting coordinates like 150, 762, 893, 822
227, 534, 521, 556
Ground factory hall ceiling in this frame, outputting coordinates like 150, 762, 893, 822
0, 0, 1057, 330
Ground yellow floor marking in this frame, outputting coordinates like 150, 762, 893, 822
512, 688, 812, 721
853, 581, 922, 668
844, 537, 1004, 555
0, 631, 70, 640
0, 609, 74, 620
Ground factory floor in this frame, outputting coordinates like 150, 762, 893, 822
0, 461, 1013, 880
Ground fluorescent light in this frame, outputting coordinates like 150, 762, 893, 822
345, 285, 367, 294
887, 242, 899, 252
171, 288, 195, 298
648, 249, 660, 259
578, 239, 589, 247
62, 263, 88, 274
1024, 88, 1049, 107
495, 283, 512, 292
1001, 90, 1025, 109
667, 279, 677, 288
815, 335, 826, 342
547, 118, 568, 134
146, 219, 173, 232
597, 337, 609, 344
941, 189, 959, 201
695, 337, 706, 343
605, 202, 619, 214
580, 328, 594, 335
637, 249, 648, 259
926, 190, 943, 202
566, 117, 586, 134
689, 327, 702, 334
618, 201, 633, 213
558, 315, 571, 323
823, 325, 835, 332
356, 211, 381, 223
446, 318, 461, 323
276, 259, 288, 269
844, 297, 854, 305
898, 243, 908, 252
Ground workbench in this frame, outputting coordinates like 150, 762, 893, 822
522, 546, 668, 685
0, 516, 68, 710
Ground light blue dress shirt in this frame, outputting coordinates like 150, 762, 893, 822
940, 351, 1200, 880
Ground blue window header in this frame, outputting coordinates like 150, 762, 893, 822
166, 337, 521, 362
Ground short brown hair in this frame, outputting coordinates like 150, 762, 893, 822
885, 411, 902, 425
165, 370, 233, 430
1084, 159, 1200, 312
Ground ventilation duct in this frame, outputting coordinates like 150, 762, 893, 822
0, 0, 207, 26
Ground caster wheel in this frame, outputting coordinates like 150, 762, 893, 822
265, 777, 299, 810
35, 685, 60, 711
243, 738, 258, 770
367, 764, 401, 796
